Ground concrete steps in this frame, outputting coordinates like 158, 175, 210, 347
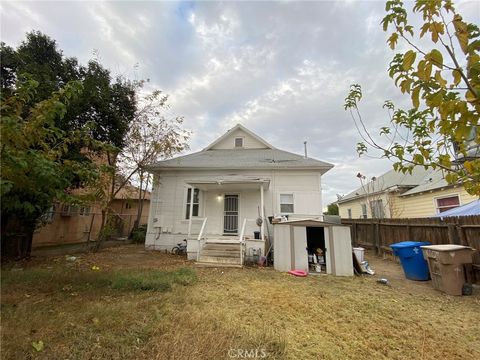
196, 238, 243, 267
194, 262, 243, 268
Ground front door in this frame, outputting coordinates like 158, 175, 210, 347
223, 195, 239, 234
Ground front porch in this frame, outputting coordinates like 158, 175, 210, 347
184, 176, 271, 266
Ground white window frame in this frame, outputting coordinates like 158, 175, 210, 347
79, 206, 91, 216
370, 199, 385, 219
234, 137, 244, 148
347, 208, 352, 219
41, 205, 56, 223
361, 203, 367, 219
185, 187, 201, 219
434, 193, 460, 214
279, 193, 294, 214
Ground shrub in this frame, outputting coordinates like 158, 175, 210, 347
130, 224, 148, 244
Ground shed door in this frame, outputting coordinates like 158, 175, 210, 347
223, 195, 239, 234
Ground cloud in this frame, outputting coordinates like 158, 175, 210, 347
3, 0, 477, 208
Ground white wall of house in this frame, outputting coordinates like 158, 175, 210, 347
145, 169, 324, 251
211, 128, 268, 149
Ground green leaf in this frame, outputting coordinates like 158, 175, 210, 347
411, 87, 420, 108
32, 341, 44, 352
388, 33, 399, 50
466, 90, 477, 103
425, 62, 432, 78
452, 69, 462, 86
453, 14, 469, 54
435, 70, 447, 88
402, 50, 416, 70
426, 91, 443, 107
428, 49, 443, 68
413, 154, 425, 165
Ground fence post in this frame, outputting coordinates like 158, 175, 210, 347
352, 222, 357, 247
375, 222, 380, 255
406, 219, 412, 240
457, 226, 467, 246
447, 224, 459, 245
87, 214, 95, 247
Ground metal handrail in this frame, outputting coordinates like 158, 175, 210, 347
239, 218, 247, 265
196, 217, 208, 262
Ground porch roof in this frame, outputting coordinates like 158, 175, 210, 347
185, 176, 270, 191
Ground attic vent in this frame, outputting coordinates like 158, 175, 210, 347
235, 137, 243, 148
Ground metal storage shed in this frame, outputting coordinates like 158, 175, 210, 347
273, 219, 353, 276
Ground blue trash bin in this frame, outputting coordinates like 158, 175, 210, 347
390, 241, 431, 281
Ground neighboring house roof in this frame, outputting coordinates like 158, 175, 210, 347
337, 167, 432, 204
147, 124, 334, 173
114, 185, 151, 200
435, 199, 480, 217
399, 169, 450, 196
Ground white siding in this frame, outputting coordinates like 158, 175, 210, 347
211, 128, 268, 149
145, 169, 325, 251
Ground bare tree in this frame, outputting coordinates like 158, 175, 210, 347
94, 80, 189, 249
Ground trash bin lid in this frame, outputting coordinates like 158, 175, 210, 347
390, 241, 430, 249
420, 244, 474, 251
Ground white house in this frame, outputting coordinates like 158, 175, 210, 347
145, 124, 334, 266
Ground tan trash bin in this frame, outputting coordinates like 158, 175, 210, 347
420, 245, 475, 296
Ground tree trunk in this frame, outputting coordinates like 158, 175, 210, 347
1, 214, 36, 260
93, 209, 108, 252
133, 173, 144, 232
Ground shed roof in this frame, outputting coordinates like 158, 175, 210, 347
273, 218, 350, 227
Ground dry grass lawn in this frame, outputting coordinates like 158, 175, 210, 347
1, 245, 479, 360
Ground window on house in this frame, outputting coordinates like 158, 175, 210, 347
79, 206, 90, 216
61, 204, 78, 216
186, 188, 200, 219
125, 202, 132, 210
347, 209, 352, 219
370, 199, 385, 218
41, 205, 56, 223
280, 194, 294, 213
361, 204, 367, 219
436, 195, 460, 213
234, 137, 244, 148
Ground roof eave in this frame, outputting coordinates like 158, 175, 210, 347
145, 165, 334, 173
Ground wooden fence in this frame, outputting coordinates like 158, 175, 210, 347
342, 215, 480, 279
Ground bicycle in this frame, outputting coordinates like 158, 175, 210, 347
172, 239, 187, 255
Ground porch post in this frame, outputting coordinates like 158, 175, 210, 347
260, 184, 265, 241
187, 186, 195, 238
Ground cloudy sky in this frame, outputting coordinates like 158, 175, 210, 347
1, 0, 478, 208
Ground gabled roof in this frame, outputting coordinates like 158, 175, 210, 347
114, 184, 151, 200
203, 124, 273, 150
337, 167, 432, 204
146, 124, 333, 172
147, 148, 334, 172
399, 169, 449, 196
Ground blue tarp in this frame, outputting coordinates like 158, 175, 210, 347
436, 199, 480, 217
